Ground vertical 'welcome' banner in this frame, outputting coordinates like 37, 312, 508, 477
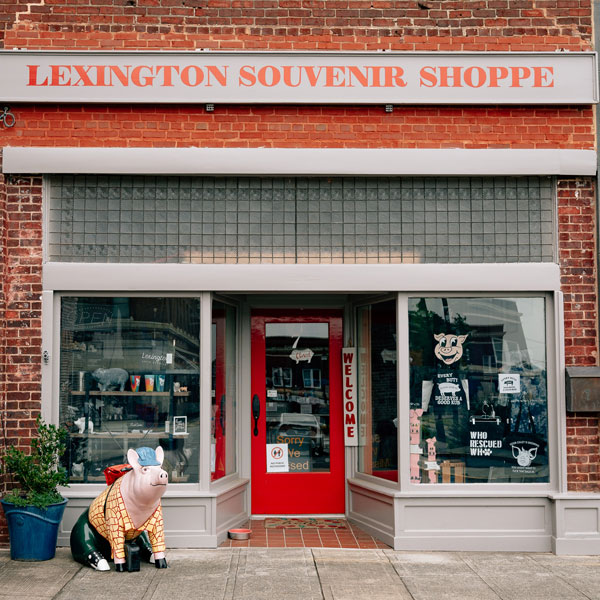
342, 347, 358, 447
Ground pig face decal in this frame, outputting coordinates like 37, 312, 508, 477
510, 442, 539, 467
433, 333, 468, 366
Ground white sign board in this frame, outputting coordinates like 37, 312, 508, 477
342, 347, 358, 446
0, 51, 596, 105
266, 443, 289, 473
499, 373, 521, 394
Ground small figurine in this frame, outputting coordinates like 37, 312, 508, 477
425, 437, 440, 483
91, 368, 129, 392
409, 408, 424, 484
74, 416, 94, 434
70, 446, 168, 572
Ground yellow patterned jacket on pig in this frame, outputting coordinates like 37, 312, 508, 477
88, 476, 165, 560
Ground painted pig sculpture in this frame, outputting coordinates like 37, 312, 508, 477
70, 446, 168, 572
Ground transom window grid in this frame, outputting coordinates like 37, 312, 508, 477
48, 176, 554, 264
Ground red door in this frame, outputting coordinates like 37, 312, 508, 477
251, 310, 345, 514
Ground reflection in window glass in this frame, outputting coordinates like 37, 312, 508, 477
59, 297, 200, 484
357, 299, 398, 482
265, 323, 330, 473
211, 301, 237, 481
409, 297, 548, 484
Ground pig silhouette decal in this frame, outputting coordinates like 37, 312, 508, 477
70, 446, 168, 572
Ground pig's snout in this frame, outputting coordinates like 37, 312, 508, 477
150, 468, 168, 486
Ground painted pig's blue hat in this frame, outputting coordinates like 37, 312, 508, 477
135, 446, 161, 466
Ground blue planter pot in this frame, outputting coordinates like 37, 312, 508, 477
1, 498, 67, 561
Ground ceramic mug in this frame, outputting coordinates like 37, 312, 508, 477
130, 375, 141, 392
144, 375, 155, 392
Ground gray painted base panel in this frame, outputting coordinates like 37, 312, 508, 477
347, 514, 395, 548
391, 535, 552, 552
348, 482, 600, 553
553, 537, 600, 555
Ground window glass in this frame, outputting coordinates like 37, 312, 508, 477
264, 322, 330, 473
408, 297, 548, 484
59, 297, 200, 483
357, 299, 398, 482
49, 176, 554, 265
211, 301, 237, 480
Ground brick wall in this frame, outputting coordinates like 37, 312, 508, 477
0, 172, 44, 543
1, 105, 595, 150
559, 177, 600, 492
0, 0, 593, 52
0, 160, 6, 543
2, 174, 44, 441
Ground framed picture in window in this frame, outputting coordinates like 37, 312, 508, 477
173, 415, 188, 436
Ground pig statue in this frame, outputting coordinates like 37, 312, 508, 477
70, 446, 168, 572
92, 368, 129, 392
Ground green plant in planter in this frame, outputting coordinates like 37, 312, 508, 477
2, 416, 69, 509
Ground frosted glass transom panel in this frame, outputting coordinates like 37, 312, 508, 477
48, 176, 554, 264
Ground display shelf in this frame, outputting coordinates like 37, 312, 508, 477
69, 475, 106, 483
70, 431, 173, 439
70, 391, 190, 397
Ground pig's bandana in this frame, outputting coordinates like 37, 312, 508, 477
88, 476, 165, 560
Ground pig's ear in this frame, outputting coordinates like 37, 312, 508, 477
127, 448, 141, 470
155, 446, 164, 466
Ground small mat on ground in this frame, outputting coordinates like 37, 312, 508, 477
264, 518, 348, 529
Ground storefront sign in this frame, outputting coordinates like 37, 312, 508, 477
0, 51, 596, 105
266, 443, 289, 473
342, 347, 358, 446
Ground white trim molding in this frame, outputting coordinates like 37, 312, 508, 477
2, 147, 597, 176
43, 262, 562, 293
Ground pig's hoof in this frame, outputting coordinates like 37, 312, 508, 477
115, 563, 126, 572
155, 558, 168, 569
87, 552, 110, 572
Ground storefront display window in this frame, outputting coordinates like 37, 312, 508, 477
408, 297, 548, 484
59, 297, 201, 484
357, 299, 398, 482
211, 301, 237, 481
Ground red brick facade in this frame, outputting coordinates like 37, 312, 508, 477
559, 177, 600, 492
0, 0, 598, 545
0, 1, 593, 52
0, 106, 595, 149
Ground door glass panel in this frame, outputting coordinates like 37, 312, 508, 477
265, 322, 330, 473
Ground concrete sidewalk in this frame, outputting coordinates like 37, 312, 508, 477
0, 547, 599, 600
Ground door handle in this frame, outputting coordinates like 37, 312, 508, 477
252, 394, 260, 437
220, 394, 225, 431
